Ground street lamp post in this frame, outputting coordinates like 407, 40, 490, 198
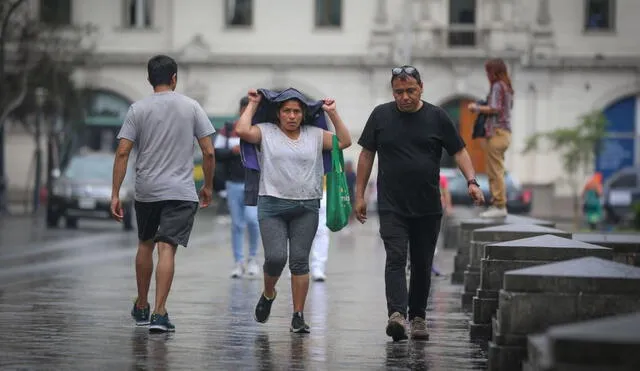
45, 115, 55, 207
33, 87, 48, 214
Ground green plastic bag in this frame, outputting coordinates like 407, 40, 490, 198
326, 135, 352, 232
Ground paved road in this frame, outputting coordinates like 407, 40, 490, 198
0, 212, 112, 247
0, 211, 486, 370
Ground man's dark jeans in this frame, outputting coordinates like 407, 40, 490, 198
379, 211, 442, 320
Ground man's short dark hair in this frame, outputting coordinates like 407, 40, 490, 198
239, 96, 249, 109
147, 55, 178, 87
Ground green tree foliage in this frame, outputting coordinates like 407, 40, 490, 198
522, 110, 609, 227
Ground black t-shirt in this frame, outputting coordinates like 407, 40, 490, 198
358, 101, 465, 217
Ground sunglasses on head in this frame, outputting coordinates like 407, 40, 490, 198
392, 66, 418, 76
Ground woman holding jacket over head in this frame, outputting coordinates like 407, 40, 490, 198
235, 88, 352, 333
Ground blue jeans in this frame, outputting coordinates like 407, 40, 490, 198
226, 181, 260, 263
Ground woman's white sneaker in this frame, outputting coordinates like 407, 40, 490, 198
246, 259, 259, 276
230, 262, 244, 278
480, 206, 507, 218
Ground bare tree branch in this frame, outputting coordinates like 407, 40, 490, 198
0, 0, 30, 130
0, 68, 26, 126
0, 1, 95, 131
1, 18, 41, 131
0, 0, 27, 83
0, 0, 96, 212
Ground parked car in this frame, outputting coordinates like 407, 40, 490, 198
366, 169, 531, 214
602, 166, 640, 225
47, 151, 134, 230
443, 168, 532, 214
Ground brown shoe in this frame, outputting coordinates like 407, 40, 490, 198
386, 312, 408, 342
410, 317, 429, 340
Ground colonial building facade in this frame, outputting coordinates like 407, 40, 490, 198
6, 0, 640, 199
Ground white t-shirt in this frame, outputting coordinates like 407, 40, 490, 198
256, 123, 324, 200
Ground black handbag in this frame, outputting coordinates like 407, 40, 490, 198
472, 100, 488, 139
244, 168, 260, 206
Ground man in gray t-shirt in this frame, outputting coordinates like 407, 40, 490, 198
111, 55, 215, 333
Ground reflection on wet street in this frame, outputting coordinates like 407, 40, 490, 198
0, 213, 487, 370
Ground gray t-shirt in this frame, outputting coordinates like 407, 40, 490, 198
257, 123, 324, 200
117, 91, 215, 203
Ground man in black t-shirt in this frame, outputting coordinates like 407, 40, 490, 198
355, 65, 484, 342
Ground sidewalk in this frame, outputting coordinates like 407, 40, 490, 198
0, 213, 486, 370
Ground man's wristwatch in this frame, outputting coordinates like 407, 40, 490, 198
467, 178, 479, 187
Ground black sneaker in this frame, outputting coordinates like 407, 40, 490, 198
149, 312, 175, 333
130, 299, 150, 326
290, 312, 310, 333
254, 291, 277, 323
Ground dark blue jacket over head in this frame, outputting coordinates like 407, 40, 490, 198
239, 88, 332, 205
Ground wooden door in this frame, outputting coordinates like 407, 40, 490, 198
441, 101, 460, 168
441, 98, 486, 174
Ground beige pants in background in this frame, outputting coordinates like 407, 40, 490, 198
486, 128, 511, 208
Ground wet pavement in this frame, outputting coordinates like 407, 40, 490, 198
0, 211, 112, 248
0, 209, 487, 370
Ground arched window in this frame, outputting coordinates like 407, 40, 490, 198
84, 89, 132, 120
596, 95, 637, 182
81, 89, 133, 152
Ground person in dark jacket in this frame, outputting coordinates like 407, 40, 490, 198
214, 97, 261, 278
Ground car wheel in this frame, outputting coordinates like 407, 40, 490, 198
46, 207, 60, 228
65, 217, 78, 229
